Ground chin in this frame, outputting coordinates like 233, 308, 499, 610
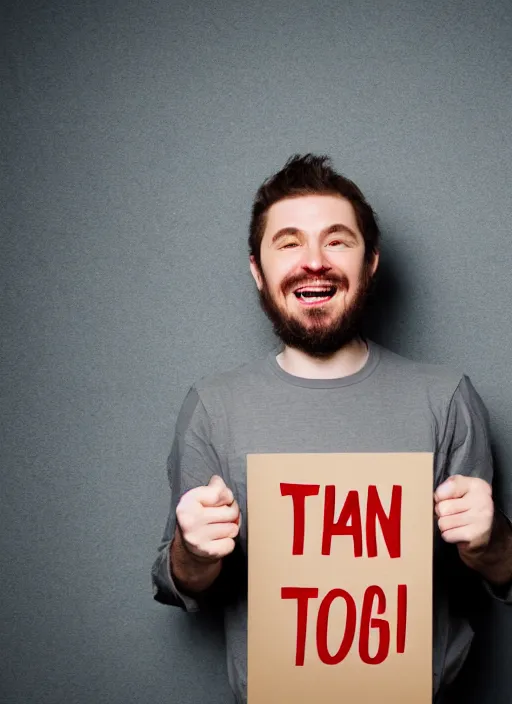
297, 306, 345, 324
258, 273, 372, 355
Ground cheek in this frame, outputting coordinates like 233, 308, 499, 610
340, 255, 366, 284
261, 258, 295, 292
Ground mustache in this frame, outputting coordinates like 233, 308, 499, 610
281, 272, 349, 295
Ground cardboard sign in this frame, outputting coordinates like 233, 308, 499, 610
246, 452, 433, 704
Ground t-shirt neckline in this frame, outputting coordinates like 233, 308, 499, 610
264, 338, 381, 389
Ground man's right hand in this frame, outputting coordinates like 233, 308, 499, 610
175, 474, 241, 563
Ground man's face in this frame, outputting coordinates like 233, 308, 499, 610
249, 194, 379, 357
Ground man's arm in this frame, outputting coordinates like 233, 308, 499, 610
151, 386, 243, 610
168, 474, 240, 596
461, 509, 512, 588
170, 531, 223, 595
435, 374, 512, 601
435, 474, 512, 590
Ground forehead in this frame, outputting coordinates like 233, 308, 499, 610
263, 194, 360, 238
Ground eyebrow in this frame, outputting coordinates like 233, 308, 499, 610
271, 223, 359, 244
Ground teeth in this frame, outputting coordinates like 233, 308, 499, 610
294, 286, 336, 300
296, 287, 333, 292
295, 291, 334, 301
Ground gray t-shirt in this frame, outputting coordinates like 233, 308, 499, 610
152, 339, 512, 703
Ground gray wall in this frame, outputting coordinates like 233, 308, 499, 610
2, 0, 511, 702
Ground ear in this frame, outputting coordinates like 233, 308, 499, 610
249, 255, 263, 291
370, 250, 380, 277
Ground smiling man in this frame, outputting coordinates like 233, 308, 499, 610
251, 192, 377, 364
152, 154, 512, 704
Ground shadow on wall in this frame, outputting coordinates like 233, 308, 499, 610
163, 606, 234, 697
362, 244, 405, 348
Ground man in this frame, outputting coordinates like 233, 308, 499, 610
152, 154, 512, 703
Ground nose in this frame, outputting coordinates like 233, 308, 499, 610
300, 241, 332, 274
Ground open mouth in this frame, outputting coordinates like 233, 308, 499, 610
293, 285, 338, 306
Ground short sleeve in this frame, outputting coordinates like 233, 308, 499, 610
437, 375, 512, 604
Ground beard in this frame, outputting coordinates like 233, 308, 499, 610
256, 260, 375, 358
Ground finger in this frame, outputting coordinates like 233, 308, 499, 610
207, 475, 236, 506
201, 503, 240, 524
434, 475, 471, 502
185, 483, 234, 508
439, 525, 481, 545
185, 523, 240, 551
208, 474, 226, 489
435, 497, 471, 518
438, 513, 471, 534
203, 521, 240, 541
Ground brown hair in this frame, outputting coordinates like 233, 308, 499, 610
248, 153, 380, 268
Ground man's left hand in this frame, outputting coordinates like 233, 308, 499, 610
434, 474, 494, 557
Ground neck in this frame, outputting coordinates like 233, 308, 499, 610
276, 337, 370, 379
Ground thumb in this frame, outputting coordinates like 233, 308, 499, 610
434, 474, 469, 502
207, 474, 234, 506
